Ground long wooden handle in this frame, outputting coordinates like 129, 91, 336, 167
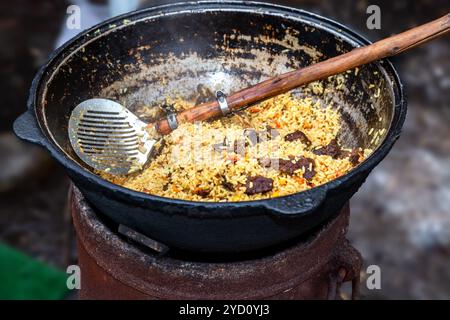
155, 14, 449, 135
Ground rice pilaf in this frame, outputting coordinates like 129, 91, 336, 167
101, 92, 371, 201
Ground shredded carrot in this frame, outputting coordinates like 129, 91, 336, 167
274, 120, 282, 128
249, 107, 261, 113
228, 154, 239, 163
172, 185, 180, 192
294, 176, 305, 184
303, 122, 312, 129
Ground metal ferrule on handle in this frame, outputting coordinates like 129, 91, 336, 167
167, 113, 179, 131
216, 90, 230, 115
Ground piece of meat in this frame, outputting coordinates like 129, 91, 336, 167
278, 159, 302, 175
222, 181, 235, 192
279, 157, 316, 180
245, 175, 274, 195
348, 148, 362, 166
284, 130, 312, 146
194, 187, 210, 197
221, 176, 235, 192
296, 156, 316, 180
320, 144, 362, 165
259, 157, 316, 180
313, 139, 342, 158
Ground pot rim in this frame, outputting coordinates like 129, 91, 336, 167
28, 0, 407, 215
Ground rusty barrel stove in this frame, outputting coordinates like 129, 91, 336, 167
71, 186, 361, 299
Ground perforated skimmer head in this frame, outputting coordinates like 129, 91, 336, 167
68, 99, 156, 175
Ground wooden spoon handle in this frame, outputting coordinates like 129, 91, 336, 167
155, 14, 449, 135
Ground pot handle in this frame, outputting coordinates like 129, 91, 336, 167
13, 110, 48, 148
262, 188, 327, 216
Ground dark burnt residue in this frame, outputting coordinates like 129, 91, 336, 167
192, 84, 215, 105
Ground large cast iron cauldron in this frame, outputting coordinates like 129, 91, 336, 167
14, 1, 406, 253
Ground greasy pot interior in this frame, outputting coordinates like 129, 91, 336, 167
38, 5, 394, 178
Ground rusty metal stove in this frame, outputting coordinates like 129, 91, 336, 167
69, 185, 362, 300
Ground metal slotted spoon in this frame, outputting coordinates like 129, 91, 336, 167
68, 99, 157, 175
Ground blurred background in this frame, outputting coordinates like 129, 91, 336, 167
0, 0, 448, 299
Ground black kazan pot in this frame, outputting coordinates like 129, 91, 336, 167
14, 1, 406, 253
